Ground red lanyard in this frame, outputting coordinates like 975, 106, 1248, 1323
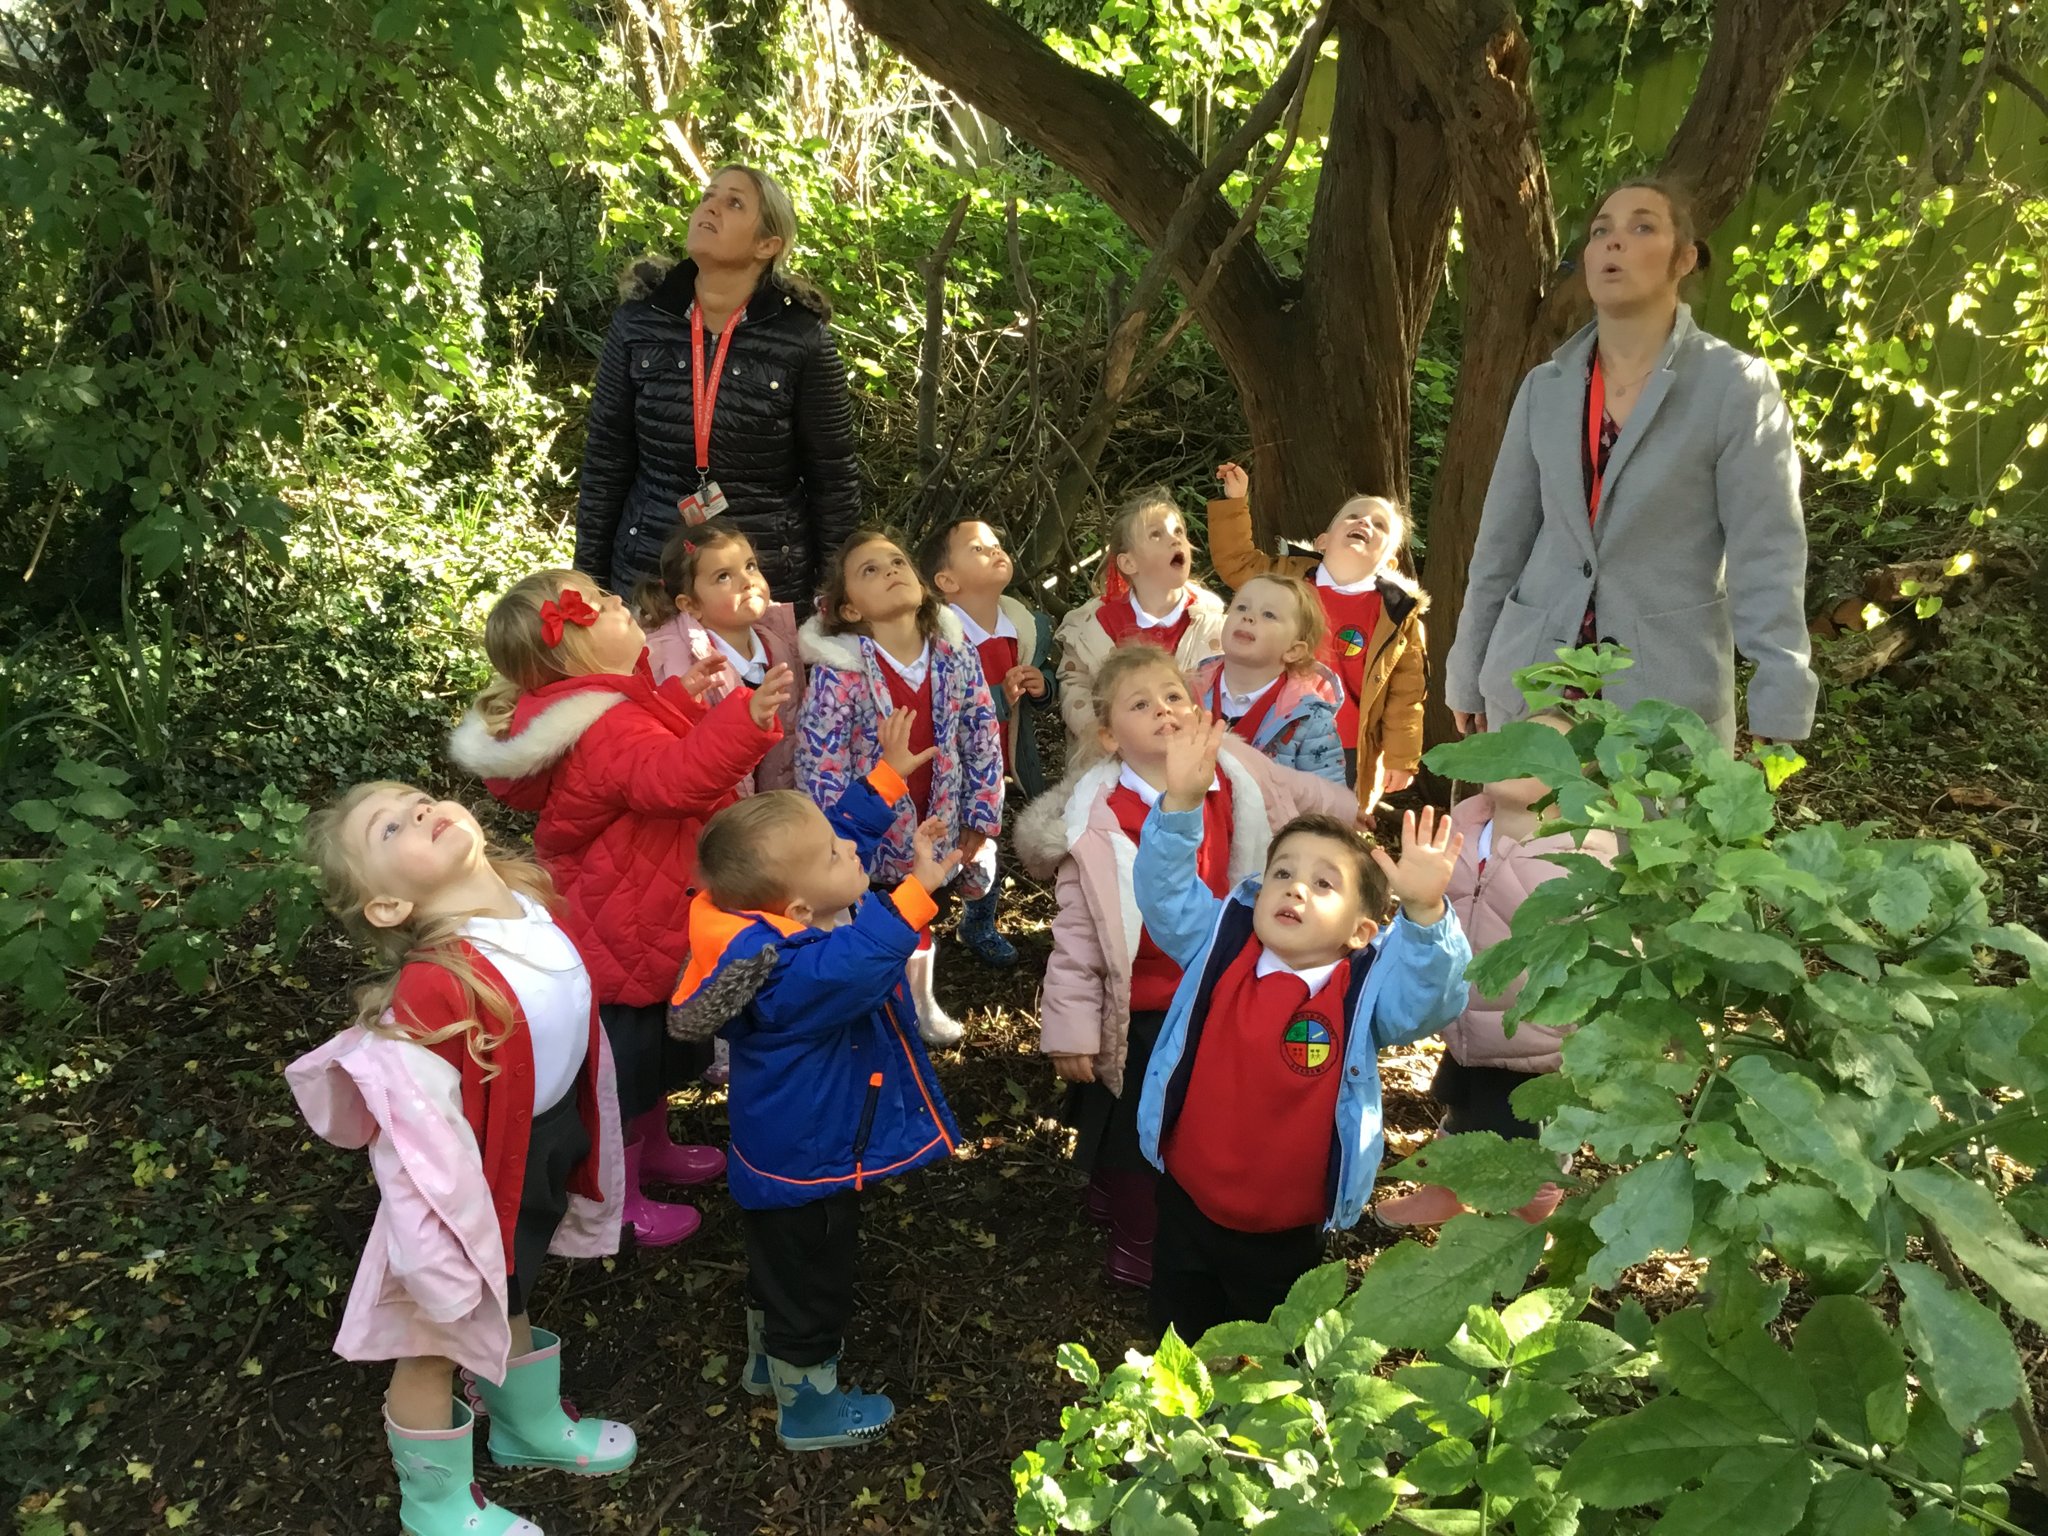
690, 301, 746, 477
1585, 353, 1607, 525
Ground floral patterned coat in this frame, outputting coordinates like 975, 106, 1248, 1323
795, 608, 1005, 897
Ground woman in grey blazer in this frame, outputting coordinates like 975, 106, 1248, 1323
1444, 179, 1819, 745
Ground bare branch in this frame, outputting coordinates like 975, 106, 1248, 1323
915, 192, 972, 471
1995, 60, 2048, 123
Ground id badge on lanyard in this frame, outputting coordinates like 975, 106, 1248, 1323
677, 300, 745, 526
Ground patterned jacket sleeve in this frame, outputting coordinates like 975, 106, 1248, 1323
796, 666, 858, 816
795, 324, 861, 562
1285, 705, 1351, 786
575, 307, 639, 583
955, 648, 1006, 838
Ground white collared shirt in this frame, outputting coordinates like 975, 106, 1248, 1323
462, 894, 591, 1114
949, 603, 1018, 648
1214, 671, 1279, 720
1130, 590, 1191, 629
874, 641, 932, 690
1255, 945, 1342, 998
1314, 564, 1379, 597
709, 627, 767, 687
1116, 764, 1218, 806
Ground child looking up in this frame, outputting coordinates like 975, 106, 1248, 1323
919, 515, 1058, 965
639, 519, 805, 795
1055, 487, 1225, 768
1190, 571, 1347, 785
1208, 463, 1426, 806
1133, 720, 1471, 1343
451, 569, 794, 1248
1376, 712, 1617, 1228
667, 731, 962, 1451
1015, 647, 1356, 1289
290, 784, 634, 1536
797, 529, 1005, 1046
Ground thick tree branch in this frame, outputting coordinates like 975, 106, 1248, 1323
915, 192, 972, 472
1995, 61, 2048, 123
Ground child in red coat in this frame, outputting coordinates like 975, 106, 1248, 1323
451, 568, 794, 1247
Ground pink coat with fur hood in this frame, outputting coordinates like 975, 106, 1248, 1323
1441, 791, 1620, 1074
1014, 738, 1357, 1095
285, 1026, 624, 1382
643, 603, 803, 794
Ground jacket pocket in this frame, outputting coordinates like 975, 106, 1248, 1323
1615, 596, 1735, 720
1478, 592, 1561, 708
630, 344, 682, 380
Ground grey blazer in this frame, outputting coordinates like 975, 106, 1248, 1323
1443, 306, 1818, 743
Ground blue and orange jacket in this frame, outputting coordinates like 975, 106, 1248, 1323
667, 765, 960, 1210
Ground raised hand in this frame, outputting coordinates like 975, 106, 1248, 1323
911, 816, 964, 892
1162, 715, 1229, 813
1216, 460, 1250, 500
959, 828, 988, 865
878, 708, 938, 782
748, 663, 795, 728
677, 654, 729, 698
1369, 806, 1463, 926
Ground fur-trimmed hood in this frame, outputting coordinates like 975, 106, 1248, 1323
618, 253, 834, 321
449, 685, 634, 813
797, 605, 969, 675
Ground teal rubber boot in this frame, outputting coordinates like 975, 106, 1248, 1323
767, 1355, 894, 1452
385, 1401, 542, 1536
469, 1329, 637, 1475
742, 1308, 772, 1398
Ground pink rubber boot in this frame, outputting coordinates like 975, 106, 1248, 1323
1102, 1169, 1159, 1289
1083, 1167, 1112, 1230
630, 1105, 726, 1186
1374, 1183, 1468, 1228
1514, 1183, 1564, 1224
621, 1137, 701, 1248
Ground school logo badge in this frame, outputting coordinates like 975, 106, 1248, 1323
1336, 625, 1367, 658
1281, 1014, 1335, 1076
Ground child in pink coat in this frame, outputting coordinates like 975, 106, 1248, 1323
639, 519, 806, 796
289, 782, 633, 1536
1016, 646, 1356, 1288
1376, 712, 1619, 1227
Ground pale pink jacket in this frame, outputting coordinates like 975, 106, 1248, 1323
1442, 792, 1620, 1074
285, 1027, 624, 1382
1015, 738, 1356, 1095
643, 602, 803, 793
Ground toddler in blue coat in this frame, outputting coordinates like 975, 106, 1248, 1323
668, 713, 961, 1451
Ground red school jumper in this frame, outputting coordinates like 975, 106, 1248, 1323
880, 663, 937, 816
1107, 779, 1234, 1013
1164, 943, 1354, 1232
1314, 580, 1385, 744
1095, 596, 1194, 658
971, 632, 1021, 777
393, 955, 606, 1276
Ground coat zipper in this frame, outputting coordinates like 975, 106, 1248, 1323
851, 1071, 883, 1190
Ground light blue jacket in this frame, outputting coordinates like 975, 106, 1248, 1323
1191, 656, 1349, 786
1132, 804, 1472, 1232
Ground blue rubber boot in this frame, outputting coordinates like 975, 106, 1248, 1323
957, 890, 1017, 967
469, 1329, 636, 1476
742, 1308, 772, 1398
385, 1401, 542, 1535
767, 1355, 895, 1451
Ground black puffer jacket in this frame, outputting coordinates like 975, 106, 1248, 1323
574, 257, 861, 606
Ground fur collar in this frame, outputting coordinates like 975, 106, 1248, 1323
797, 607, 968, 675
1011, 739, 1275, 884
447, 692, 630, 781
618, 253, 833, 320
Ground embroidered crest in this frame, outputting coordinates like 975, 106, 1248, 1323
1281, 1013, 1336, 1077
1335, 625, 1367, 659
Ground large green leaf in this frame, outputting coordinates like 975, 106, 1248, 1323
1588, 1156, 1695, 1287
1346, 1215, 1546, 1349
1382, 1132, 1567, 1213
1891, 1165, 2048, 1329
1688, 1120, 1767, 1190
1667, 922, 1806, 988
1800, 1470, 1903, 1535
1726, 1056, 1881, 1214
1696, 760, 1778, 841
1654, 1311, 1816, 1438
1424, 718, 1587, 786
1893, 1262, 2025, 1433
1648, 1447, 1814, 1536
1753, 1184, 1884, 1291
1562, 1396, 1767, 1507
1791, 1296, 1908, 1447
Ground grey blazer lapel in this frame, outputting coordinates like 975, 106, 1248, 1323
1531, 358, 1598, 565
1591, 307, 1697, 540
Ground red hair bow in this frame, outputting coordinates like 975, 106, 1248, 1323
540, 587, 600, 648
1103, 563, 1131, 603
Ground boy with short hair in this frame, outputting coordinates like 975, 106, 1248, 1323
1133, 718, 1471, 1343
917, 516, 1059, 964
667, 717, 961, 1452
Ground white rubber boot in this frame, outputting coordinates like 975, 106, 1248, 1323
906, 944, 963, 1047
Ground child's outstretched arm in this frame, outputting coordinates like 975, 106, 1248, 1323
608, 672, 789, 815
1206, 461, 1272, 591
823, 716, 932, 867
1132, 717, 1233, 971
1368, 807, 1473, 1048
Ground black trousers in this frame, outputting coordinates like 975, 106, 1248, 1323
506, 1091, 591, 1317
740, 1192, 861, 1367
1432, 1057, 1541, 1140
1148, 1175, 1323, 1345
599, 1000, 712, 1121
